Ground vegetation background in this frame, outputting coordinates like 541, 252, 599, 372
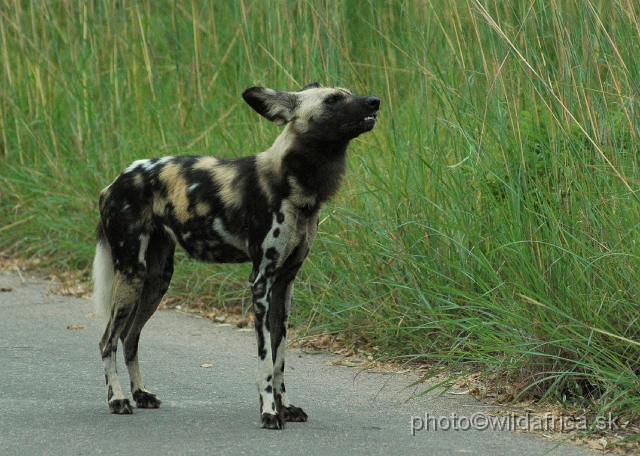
2, 0, 640, 438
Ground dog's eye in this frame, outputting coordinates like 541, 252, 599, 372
324, 94, 341, 105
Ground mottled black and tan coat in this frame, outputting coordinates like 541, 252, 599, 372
93, 83, 380, 429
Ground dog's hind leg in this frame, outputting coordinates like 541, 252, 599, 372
120, 229, 175, 409
99, 271, 144, 414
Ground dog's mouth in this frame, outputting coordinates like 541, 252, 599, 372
340, 112, 378, 130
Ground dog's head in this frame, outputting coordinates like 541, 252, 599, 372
242, 83, 380, 142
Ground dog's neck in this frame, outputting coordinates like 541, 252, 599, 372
258, 128, 350, 212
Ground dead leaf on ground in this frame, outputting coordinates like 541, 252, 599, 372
200, 363, 213, 368
157, 296, 184, 310
327, 358, 367, 367
67, 324, 85, 330
0, 286, 13, 292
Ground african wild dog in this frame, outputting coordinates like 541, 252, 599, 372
92, 82, 380, 429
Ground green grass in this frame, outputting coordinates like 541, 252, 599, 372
2, 0, 640, 433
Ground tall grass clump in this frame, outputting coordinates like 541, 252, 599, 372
2, 0, 640, 426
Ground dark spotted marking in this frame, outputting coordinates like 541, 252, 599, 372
265, 247, 279, 261
93, 82, 379, 429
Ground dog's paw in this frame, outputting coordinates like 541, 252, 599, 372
261, 412, 284, 429
133, 389, 162, 409
282, 405, 308, 422
108, 398, 133, 414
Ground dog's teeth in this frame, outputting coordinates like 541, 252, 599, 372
364, 116, 374, 121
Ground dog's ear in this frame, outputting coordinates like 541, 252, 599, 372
300, 82, 322, 91
242, 87, 297, 126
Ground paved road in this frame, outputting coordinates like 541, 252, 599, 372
0, 272, 594, 455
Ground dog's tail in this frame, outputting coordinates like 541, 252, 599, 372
92, 224, 114, 320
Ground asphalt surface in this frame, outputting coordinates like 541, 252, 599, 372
0, 272, 596, 455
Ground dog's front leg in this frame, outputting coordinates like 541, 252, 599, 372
250, 269, 282, 429
270, 219, 317, 423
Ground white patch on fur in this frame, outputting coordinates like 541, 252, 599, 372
272, 281, 294, 408
212, 218, 248, 254
123, 156, 173, 174
163, 225, 179, 244
257, 352, 277, 414
148, 156, 173, 171
258, 200, 303, 270
125, 353, 146, 393
92, 241, 114, 320
138, 234, 150, 267
124, 159, 151, 174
